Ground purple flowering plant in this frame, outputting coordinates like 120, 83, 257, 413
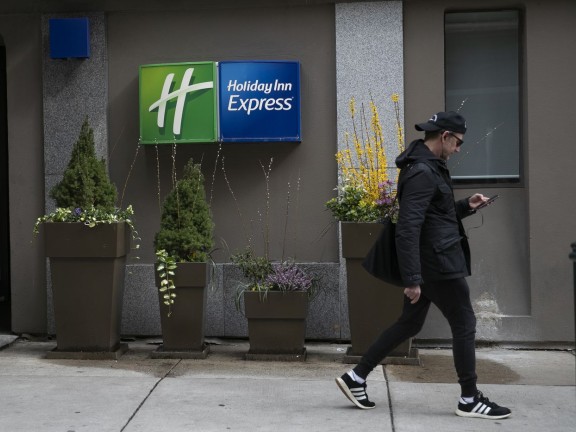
266, 262, 314, 293
231, 248, 320, 308
375, 180, 399, 222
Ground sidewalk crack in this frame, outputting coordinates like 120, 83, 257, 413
119, 359, 182, 432
383, 367, 396, 432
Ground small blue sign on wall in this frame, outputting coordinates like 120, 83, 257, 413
218, 61, 301, 142
49, 18, 90, 59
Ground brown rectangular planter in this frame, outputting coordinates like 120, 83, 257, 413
244, 291, 308, 355
155, 262, 208, 353
45, 221, 131, 258
340, 222, 413, 360
44, 222, 131, 353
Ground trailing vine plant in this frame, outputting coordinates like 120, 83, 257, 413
155, 249, 177, 316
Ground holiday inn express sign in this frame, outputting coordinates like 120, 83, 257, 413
218, 61, 301, 142
140, 62, 217, 143
139, 61, 301, 144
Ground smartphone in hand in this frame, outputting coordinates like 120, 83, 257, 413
476, 194, 499, 210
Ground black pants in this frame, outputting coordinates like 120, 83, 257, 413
353, 277, 478, 397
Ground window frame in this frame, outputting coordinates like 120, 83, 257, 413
443, 8, 525, 188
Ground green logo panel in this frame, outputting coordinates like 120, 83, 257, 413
139, 62, 217, 144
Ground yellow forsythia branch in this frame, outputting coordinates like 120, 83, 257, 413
335, 95, 402, 206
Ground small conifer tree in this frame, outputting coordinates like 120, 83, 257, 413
154, 159, 214, 262
50, 118, 117, 210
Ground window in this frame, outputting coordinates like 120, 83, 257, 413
445, 10, 521, 183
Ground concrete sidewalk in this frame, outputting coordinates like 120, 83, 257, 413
0, 336, 574, 432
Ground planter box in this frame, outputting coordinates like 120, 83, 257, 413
44, 222, 131, 356
341, 222, 418, 364
153, 262, 209, 357
244, 291, 308, 359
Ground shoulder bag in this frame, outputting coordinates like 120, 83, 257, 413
361, 216, 403, 287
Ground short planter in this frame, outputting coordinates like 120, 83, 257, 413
243, 291, 308, 361
341, 222, 420, 365
44, 221, 131, 359
152, 262, 209, 359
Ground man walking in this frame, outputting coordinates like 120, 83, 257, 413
336, 111, 511, 419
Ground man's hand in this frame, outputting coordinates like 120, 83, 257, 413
468, 193, 488, 210
404, 286, 421, 304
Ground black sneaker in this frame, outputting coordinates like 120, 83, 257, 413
335, 373, 376, 410
456, 391, 511, 419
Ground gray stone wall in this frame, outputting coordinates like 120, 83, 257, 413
335, 1, 404, 158
335, 1, 404, 340
42, 13, 109, 212
121, 263, 342, 339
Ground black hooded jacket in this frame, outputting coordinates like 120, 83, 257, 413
395, 139, 475, 286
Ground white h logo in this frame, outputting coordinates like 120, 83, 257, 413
148, 68, 214, 135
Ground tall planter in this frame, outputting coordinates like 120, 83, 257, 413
244, 291, 308, 361
45, 221, 131, 359
152, 262, 209, 359
341, 222, 419, 365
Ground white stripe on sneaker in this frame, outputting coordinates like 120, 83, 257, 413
335, 377, 376, 410
472, 403, 491, 415
351, 389, 367, 400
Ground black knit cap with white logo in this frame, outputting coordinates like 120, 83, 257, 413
415, 111, 467, 134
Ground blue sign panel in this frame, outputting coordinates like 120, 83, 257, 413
49, 18, 91, 59
218, 61, 301, 142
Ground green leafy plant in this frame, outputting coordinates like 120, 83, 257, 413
326, 182, 379, 222
231, 247, 274, 292
34, 118, 138, 240
327, 95, 403, 222
154, 157, 215, 316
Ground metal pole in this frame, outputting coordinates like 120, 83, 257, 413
571, 242, 576, 341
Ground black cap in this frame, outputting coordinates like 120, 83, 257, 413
415, 111, 467, 134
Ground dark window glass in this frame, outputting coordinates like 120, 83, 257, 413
445, 10, 521, 183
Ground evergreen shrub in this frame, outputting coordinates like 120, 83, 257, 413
34, 117, 136, 234
154, 159, 214, 262
50, 118, 117, 210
